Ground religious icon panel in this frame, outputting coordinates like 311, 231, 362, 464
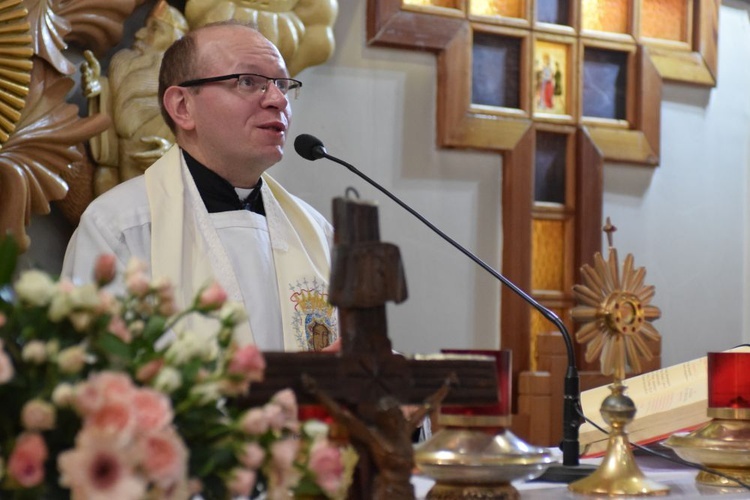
533, 39, 570, 118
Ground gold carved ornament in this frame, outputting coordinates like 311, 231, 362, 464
184, 0, 338, 77
0, 0, 147, 251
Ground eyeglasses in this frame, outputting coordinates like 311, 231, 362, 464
177, 73, 302, 99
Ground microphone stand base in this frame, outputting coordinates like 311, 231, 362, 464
532, 463, 598, 483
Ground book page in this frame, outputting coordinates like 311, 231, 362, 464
579, 345, 750, 453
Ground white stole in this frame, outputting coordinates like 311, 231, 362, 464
145, 146, 335, 350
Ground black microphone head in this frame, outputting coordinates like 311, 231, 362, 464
294, 134, 327, 161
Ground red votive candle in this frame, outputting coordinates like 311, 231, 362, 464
439, 349, 511, 427
708, 352, 750, 413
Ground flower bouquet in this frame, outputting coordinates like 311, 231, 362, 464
0, 236, 356, 499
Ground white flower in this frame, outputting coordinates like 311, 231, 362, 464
129, 320, 145, 336
21, 399, 56, 431
190, 382, 222, 405
302, 419, 330, 440
153, 366, 182, 394
46, 339, 60, 357
70, 284, 101, 311
48, 291, 73, 322
166, 330, 217, 365
57, 345, 88, 374
218, 301, 247, 325
52, 383, 75, 407
15, 270, 56, 306
22, 341, 47, 364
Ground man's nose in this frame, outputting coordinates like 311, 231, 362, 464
260, 82, 289, 108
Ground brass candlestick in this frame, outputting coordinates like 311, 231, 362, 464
666, 351, 750, 487
568, 219, 669, 496
569, 381, 668, 495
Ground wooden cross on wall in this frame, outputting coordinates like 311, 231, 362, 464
365, 0, 718, 442
240, 196, 500, 498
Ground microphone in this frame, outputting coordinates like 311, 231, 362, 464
294, 133, 593, 481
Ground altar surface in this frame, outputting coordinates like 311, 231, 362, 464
412, 453, 750, 499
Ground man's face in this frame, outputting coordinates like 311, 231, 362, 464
183, 26, 293, 185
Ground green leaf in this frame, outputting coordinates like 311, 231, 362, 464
0, 235, 18, 286
97, 332, 132, 359
141, 315, 167, 343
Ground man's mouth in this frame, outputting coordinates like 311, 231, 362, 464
259, 122, 286, 133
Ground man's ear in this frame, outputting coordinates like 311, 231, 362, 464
163, 86, 195, 131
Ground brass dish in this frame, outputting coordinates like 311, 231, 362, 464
665, 419, 750, 487
414, 427, 557, 485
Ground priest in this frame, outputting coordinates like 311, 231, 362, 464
63, 22, 338, 353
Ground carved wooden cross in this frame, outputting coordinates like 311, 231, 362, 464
239, 195, 500, 498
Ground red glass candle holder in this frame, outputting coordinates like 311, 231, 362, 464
438, 349, 512, 428
708, 351, 750, 419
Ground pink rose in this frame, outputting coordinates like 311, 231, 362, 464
88, 400, 135, 437
139, 429, 188, 488
94, 254, 117, 286
188, 478, 203, 495
58, 429, 145, 499
271, 438, 299, 471
21, 399, 56, 431
8, 432, 48, 487
239, 408, 269, 435
125, 272, 150, 297
132, 388, 173, 432
237, 442, 265, 469
308, 440, 344, 495
135, 359, 164, 383
198, 282, 227, 310
227, 467, 256, 497
95, 372, 135, 401
227, 344, 265, 381
96, 290, 117, 314
108, 315, 132, 343
264, 403, 286, 433
271, 389, 298, 423
268, 438, 301, 492
0, 347, 14, 384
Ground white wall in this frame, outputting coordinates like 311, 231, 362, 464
272, 1, 503, 354
26, 1, 750, 366
275, 1, 750, 364
601, 3, 750, 366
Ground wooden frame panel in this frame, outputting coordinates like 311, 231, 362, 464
437, 23, 533, 150
585, 45, 661, 165
368, 0, 717, 86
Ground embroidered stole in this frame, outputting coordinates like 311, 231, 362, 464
145, 146, 335, 350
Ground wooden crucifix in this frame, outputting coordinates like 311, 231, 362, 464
239, 195, 500, 499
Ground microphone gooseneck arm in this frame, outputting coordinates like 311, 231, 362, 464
299, 135, 583, 468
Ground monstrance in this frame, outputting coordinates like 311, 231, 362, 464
568, 218, 669, 496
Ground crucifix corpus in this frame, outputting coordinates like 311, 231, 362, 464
240, 195, 501, 499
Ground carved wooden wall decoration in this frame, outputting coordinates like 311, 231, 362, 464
0, 0, 147, 251
367, 0, 714, 445
0, 0, 338, 252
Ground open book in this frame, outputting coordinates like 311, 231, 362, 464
578, 344, 750, 457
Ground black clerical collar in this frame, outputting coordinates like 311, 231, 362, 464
183, 150, 265, 215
